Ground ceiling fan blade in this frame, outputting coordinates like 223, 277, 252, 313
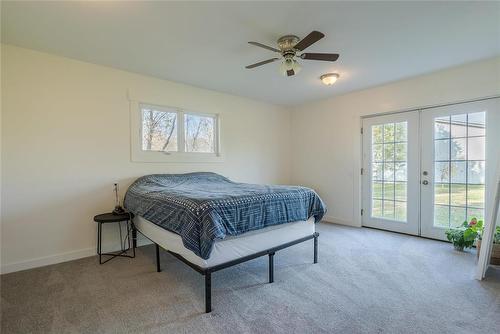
245, 58, 280, 69
300, 53, 339, 62
294, 31, 325, 51
248, 41, 280, 53
287, 69, 295, 76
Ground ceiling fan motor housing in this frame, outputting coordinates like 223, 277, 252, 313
277, 35, 300, 53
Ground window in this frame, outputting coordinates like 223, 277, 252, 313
184, 113, 216, 153
133, 103, 220, 162
141, 107, 178, 152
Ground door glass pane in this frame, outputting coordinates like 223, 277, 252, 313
450, 138, 466, 160
435, 139, 449, 161
432, 112, 486, 228
371, 121, 408, 222
434, 205, 449, 228
451, 114, 467, 138
435, 116, 450, 139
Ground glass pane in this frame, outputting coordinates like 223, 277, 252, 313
395, 163, 407, 181
373, 144, 383, 162
467, 208, 484, 222
467, 184, 485, 208
395, 202, 406, 222
372, 125, 383, 143
468, 112, 486, 136
384, 143, 395, 161
434, 183, 449, 205
432, 111, 487, 230
395, 122, 407, 141
435, 116, 450, 139
384, 182, 394, 199
371, 121, 408, 222
450, 206, 466, 228
395, 182, 406, 201
468, 161, 485, 184
383, 200, 395, 219
468, 137, 485, 160
434, 205, 449, 228
450, 184, 466, 206
384, 163, 394, 180
185, 114, 215, 153
451, 161, 466, 183
373, 182, 383, 199
435, 162, 450, 183
435, 139, 449, 161
395, 143, 407, 161
141, 108, 178, 152
450, 138, 466, 160
451, 114, 467, 138
372, 163, 383, 181
384, 124, 395, 142
372, 199, 383, 217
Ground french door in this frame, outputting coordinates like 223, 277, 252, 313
362, 98, 498, 240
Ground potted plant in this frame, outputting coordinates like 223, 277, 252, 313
477, 226, 500, 265
445, 218, 483, 251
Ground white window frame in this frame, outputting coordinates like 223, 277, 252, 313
131, 102, 222, 163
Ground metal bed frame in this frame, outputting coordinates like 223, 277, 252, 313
132, 226, 319, 313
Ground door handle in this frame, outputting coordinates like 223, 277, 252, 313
422, 180, 429, 185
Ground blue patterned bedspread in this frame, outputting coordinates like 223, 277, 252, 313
124, 173, 326, 259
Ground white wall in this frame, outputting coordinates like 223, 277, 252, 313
1, 45, 292, 273
291, 56, 500, 226
2, 44, 499, 274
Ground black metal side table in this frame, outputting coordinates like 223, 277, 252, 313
94, 212, 135, 264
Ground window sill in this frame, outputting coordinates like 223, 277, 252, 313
131, 150, 224, 163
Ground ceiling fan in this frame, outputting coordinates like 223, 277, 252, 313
245, 31, 339, 77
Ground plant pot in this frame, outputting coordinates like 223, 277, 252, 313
454, 244, 465, 251
477, 240, 500, 265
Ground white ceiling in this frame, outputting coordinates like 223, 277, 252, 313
2, 1, 499, 105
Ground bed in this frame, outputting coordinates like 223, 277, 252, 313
124, 172, 326, 312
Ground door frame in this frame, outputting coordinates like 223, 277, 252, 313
358, 95, 500, 239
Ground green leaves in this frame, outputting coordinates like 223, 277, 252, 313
446, 217, 500, 249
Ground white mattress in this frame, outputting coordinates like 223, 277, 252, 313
134, 216, 315, 268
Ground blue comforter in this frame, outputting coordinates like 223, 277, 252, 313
124, 173, 326, 259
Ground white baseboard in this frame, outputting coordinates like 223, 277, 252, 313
1, 236, 153, 275
3, 219, 353, 275
1, 247, 96, 274
322, 215, 360, 227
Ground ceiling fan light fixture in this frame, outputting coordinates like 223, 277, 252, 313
279, 58, 301, 76
320, 73, 339, 85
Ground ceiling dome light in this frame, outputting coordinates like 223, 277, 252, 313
320, 73, 339, 85
279, 58, 301, 76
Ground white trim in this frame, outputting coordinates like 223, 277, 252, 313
322, 215, 358, 227
131, 101, 223, 163
1, 237, 153, 275
0, 248, 95, 274
361, 95, 500, 119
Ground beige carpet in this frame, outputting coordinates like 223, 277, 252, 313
1, 223, 499, 334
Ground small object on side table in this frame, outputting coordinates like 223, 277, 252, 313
94, 212, 135, 264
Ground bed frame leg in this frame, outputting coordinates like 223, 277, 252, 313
155, 243, 161, 272
268, 252, 275, 283
132, 223, 137, 249
313, 234, 318, 264
205, 271, 212, 313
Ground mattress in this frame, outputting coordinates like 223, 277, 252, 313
124, 172, 325, 259
134, 215, 315, 268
